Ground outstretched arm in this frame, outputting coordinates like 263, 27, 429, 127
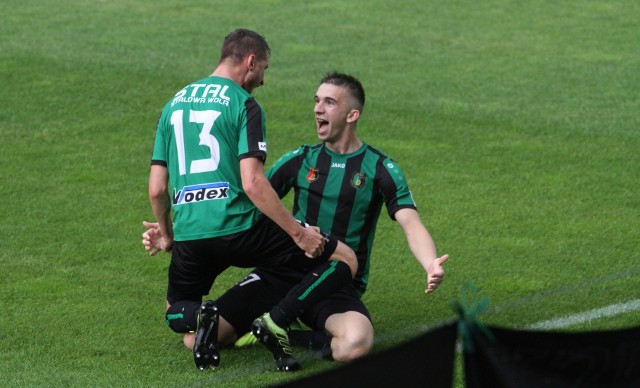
395, 208, 449, 293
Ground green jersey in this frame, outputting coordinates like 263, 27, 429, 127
152, 76, 267, 241
267, 143, 417, 296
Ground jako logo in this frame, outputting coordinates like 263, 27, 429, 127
331, 162, 346, 168
173, 182, 229, 205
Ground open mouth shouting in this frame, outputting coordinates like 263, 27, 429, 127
316, 117, 329, 133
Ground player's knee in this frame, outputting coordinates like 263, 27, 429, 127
345, 254, 358, 278
165, 300, 200, 333
332, 331, 373, 362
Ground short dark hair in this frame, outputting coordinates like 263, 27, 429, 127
220, 29, 270, 64
320, 71, 365, 109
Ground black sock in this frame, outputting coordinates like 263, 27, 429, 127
290, 329, 333, 358
289, 329, 330, 349
269, 260, 351, 327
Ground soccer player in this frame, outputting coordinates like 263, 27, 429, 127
145, 71, 449, 362
145, 30, 358, 371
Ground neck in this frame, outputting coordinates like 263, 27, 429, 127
325, 131, 363, 154
211, 61, 246, 88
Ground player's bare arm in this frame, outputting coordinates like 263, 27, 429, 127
148, 164, 174, 251
395, 208, 449, 293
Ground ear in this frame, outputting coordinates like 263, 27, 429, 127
346, 109, 361, 123
246, 54, 256, 70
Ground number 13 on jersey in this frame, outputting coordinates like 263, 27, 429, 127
171, 109, 221, 176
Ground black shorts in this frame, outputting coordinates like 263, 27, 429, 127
166, 216, 338, 304
217, 265, 371, 336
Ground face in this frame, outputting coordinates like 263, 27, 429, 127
244, 56, 269, 93
314, 83, 356, 143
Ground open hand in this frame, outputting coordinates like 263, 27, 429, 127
141, 220, 173, 256
425, 254, 449, 293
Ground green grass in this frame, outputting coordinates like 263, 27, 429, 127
1, 0, 639, 386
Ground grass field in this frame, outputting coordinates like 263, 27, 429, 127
1, 0, 639, 386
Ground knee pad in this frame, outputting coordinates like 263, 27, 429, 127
166, 300, 201, 333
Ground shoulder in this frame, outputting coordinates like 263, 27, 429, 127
362, 143, 399, 166
361, 144, 410, 184
281, 144, 321, 160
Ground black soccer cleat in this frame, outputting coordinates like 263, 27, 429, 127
193, 300, 220, 370
251, 313, 301, 372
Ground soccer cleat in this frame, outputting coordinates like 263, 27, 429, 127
289, 319, 303, 331
251, 313, 301, 371
236, 319, 302, 348
193, 300, 220, 370
234, 331, 259, 348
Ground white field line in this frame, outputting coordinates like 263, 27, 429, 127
526, 299, 640, 330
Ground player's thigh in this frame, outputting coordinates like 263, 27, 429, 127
301, 285, 372, 330
216, 269, 287, 336
167, 240, 229, 303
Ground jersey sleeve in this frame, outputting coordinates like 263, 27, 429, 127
378, 157, 417, 220
150, 110, 169, 167
266, 145, 306, 199
237, 98, 267, 162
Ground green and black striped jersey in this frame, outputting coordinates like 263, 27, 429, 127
267, 143, 417, 296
